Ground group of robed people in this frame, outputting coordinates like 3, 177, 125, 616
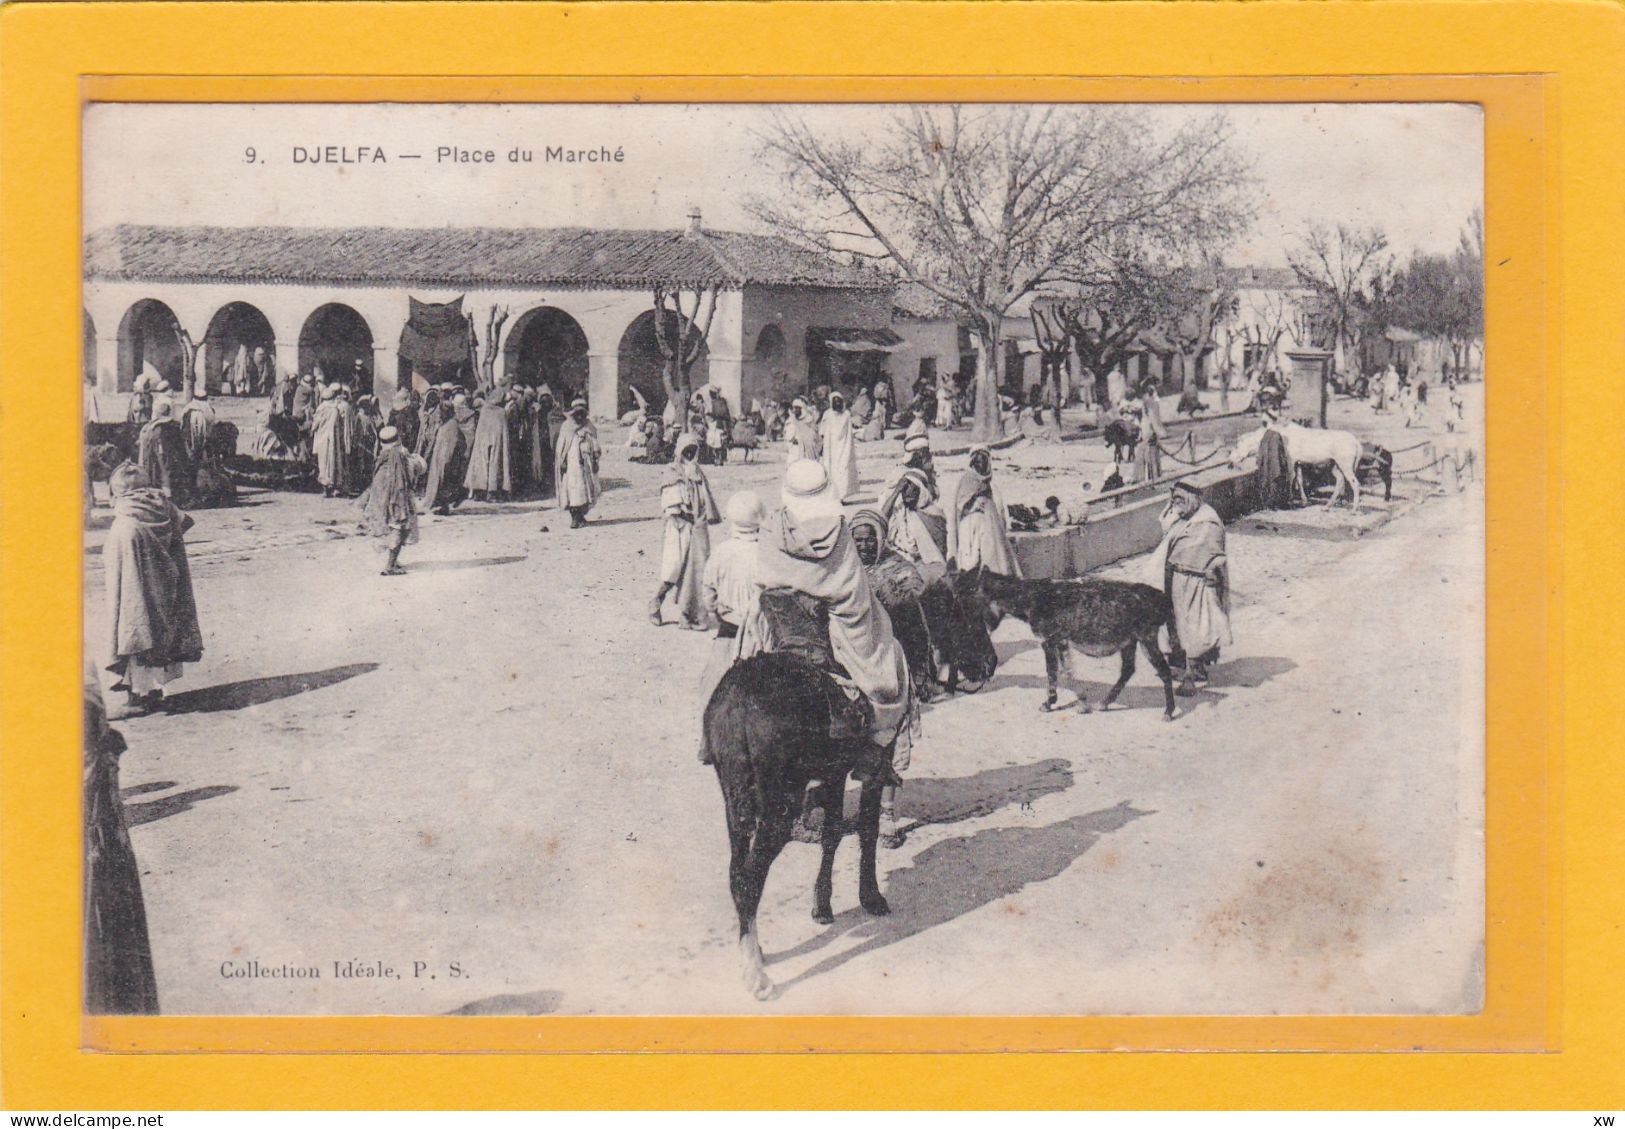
123, 379, 233, 510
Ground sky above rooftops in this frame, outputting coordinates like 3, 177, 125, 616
85, 101, 1482, 269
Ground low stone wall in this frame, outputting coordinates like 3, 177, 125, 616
1011, 464, 1260, 579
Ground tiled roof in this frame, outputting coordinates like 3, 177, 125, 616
84, 224, 891, 291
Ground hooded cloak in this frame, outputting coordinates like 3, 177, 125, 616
1159, 499, 1233, 658
136, 410, 189, 503
755, 469, 912, 748
311, 394, 351, 490
946, 449, 1022, 576
659, 434, 722, 626
103, 486, 203, 675
422, 407, 470, 510
820, 398, 860, 501
463, 394, 514, 493
358, 441, 424, 544
554, 414, 602, 510
82, 682, 158, 1015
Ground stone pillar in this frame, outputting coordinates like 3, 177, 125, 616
273, 340, 301, 384
372, 342, 400, 402
586, 351, 618, 421
177, 314, 212, 400
95, 336, 123, 395
1284, 349, 1333, 428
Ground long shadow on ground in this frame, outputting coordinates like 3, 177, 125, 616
120, 780, 178, 799
822, 758, 1074, 841
770, 801, 1151, 989
983, 655, 1297, 713
126, 784, 239, 826
405, 555, 526, 572
159, 662, 379, 714
570, 514, 661, 528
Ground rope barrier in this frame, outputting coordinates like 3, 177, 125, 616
1391, 451, 1477, 479
1155, 435, 1229, 467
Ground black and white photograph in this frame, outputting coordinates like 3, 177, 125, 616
80, 100, 1485, 1018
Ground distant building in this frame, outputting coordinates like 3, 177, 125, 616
82, 213, 898, 418
1215, 265, 1319, 380
890, 283, 972, 396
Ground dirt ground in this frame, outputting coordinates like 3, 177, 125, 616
85, 386, 1485, 1018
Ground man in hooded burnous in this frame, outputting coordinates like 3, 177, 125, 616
1161, 479, 1233, 694
422, 395, 470, 516
783, 396, 822, 465
464, 386, 515, 502
358, 425, 426, 576
179, 386, 215, 465
312, 383, 351, 497
757, 459, 917, 783
694, 490, 769, 764
947, 444, 1022, 576
136, 399, 189, 506
554, 397, 602, 528
102, 464, 204, 718
651, 432, 721, 628
820, 390, 860, 502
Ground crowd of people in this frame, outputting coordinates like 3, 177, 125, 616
98, 360, 1261, 845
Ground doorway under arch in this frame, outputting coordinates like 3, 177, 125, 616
502, 306, 590, 403
617, 310, 710, 418
116, 299, 184, 393
298, 303, 374, 389
204, 302, 277, 396
749, 323, 794, 407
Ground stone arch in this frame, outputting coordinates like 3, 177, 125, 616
116, 298, 184, 394
753, 322, 786, 365
298, 303, 374, 388
617, 310, 709, 417
501, 305, 590, 401
749, 323, 795, 407
203, 301, 277, 396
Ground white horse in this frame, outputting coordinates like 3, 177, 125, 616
1232, 422, 1364, 512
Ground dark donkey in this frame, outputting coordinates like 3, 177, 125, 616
955, 568, 1178, 720
703, 596, 896, 1000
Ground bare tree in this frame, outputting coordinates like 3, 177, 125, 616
753, 106, 1253, 440
1160, 258, 1235, 407
1287, 223, 1390, 377
652, 284, 718, 410
172, 324, 201, 401
468, 304, 509, 394
1231, 288, 1295, 380
1029, 301, 1073, 408
1056, 255, 1189, 408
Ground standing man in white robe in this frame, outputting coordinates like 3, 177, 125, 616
783, 397, 821, 465
820, 390, 860, 503
946, 444, 1022, 576
695, 490, 768, 764
1160, 479, 1233, 695
553, 397, 602, 528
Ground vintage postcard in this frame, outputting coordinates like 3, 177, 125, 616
78, 97, 1489, 1022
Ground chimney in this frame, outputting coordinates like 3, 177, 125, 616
686, 206, 702, 234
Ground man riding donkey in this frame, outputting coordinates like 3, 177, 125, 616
706, 460, 919, 811
700, 460, 924, 998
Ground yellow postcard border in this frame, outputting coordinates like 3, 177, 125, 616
1, 0, 1617, 1111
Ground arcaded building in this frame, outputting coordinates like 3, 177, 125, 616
82, 215, 901, 419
